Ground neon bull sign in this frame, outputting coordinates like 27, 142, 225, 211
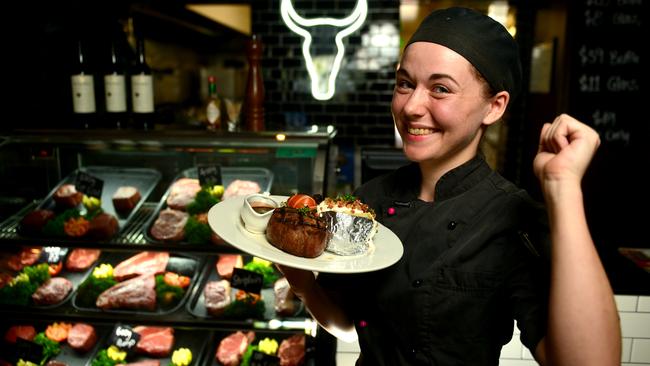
281, 0, 368, 101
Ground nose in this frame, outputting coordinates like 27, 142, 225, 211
402, 87, 428, 119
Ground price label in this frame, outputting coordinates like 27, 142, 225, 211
75, 171, 104, 199
109, 324, 140, 354
250, 350, 280, 366
197, 164, 222, 186
38, 246, 69, 264
14, 338, 43, 363
231, 268, 264, 294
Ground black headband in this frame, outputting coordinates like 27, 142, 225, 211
406, 7, 522, 98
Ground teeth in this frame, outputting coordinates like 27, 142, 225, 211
408, 128, 433, 135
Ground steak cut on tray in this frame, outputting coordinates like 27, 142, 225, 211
149, 209, 189, 242
112, 251, 170, 281
278, 334, 306, 366
67, 322, 97, 352
166, 178, 201, 211
96, 273, 156, 311
65, 248, 101, 272
133, 326, 174, 357
204, 279, 231, 316
216, 331, 255, 366
31, 277, 73, 305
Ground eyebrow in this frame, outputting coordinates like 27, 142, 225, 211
396, 69, 460, 87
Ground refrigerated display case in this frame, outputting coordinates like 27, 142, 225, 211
0, 128, 338, 365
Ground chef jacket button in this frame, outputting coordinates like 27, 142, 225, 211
412, 279, 423, 287
447, 221, 457, 230
387, 207, 396, 216
411, 348, 418, 355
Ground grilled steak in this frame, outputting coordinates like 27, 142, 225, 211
149, 209, 189, 242
204, 280, 231, 316
112, 186, 141, 213
32, 277, 73, 305
133, 326, 174, 357
265, 207, 330, 258
65, 248, 101, 271
67, 323, 97, 352
278, 334, 306, 366
96, 273, 156, 311
112, 251, 169, 281
215, 331, 255, 366
166, 178, 201, 210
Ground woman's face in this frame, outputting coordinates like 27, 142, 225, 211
392, 42, 495, 167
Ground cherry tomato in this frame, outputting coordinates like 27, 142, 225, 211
286, 194, 316, 209
48, 261, 63, 276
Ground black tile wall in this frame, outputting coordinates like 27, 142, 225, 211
252, 0, 400, 146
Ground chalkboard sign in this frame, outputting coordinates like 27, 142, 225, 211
567, 0, 647, 249
109, 324, 140, 355
231, 267, 264, 294
75, 171, 104, 199
197, 164, 222, 186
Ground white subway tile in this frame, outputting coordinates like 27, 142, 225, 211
623, 338, 633, 362
631, 339, 650, 363
638, 296, 650, 312
620, 312, 650, 338
500, 335, 523, 359
616, 295, 639, 312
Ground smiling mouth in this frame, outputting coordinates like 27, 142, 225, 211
408, 127, 435, 135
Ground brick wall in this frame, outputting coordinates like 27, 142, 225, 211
251, 0, 400, 146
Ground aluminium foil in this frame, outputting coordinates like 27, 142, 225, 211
321, 211, 377, 256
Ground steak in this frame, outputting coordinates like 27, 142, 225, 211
223, 180, 261, 199
32, 277, 73, 305
65, 248, 101, 271
87, 213, 119, 240
204, 280, 231, 316
96, 273, 156, 311
4, 325, 36, 343
112, 251, 169, 281
278, 334, 306, 366
53, 184, 83, 208
5, 247, 41, 271
133, 326, 174, 357
112, 186, 142, 213
67, 323, 97, 352
149, 209, 189, 242
216, 254, 243, 280
215, 331, 255, 366
265, 207, 330, 258
20, 209, 55, 234
166, 178, 201, 210
116, 361, 160, 366
274, 277, 297, 316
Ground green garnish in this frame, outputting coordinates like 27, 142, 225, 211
155, 274, 185, 306
34, 332, 61, 364
184, 216, 212, 244
337, 194, 357, 203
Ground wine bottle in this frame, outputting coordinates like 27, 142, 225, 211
70, 40, 96, 129
104, 40, 127, 129
131, 37, 154, 130
204, 75, 222, 130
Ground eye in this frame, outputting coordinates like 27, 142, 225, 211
431, 85, 450, 94
395, 79, 413, 91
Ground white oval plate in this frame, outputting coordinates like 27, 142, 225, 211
208, 195, 404, 273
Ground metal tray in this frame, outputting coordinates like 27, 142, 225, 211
204, 329, 316, 366
17, 166, 162, 240
186, 255, 304, 321
71, 251, 201, 316
86, 323, 210, 366
0, 321, 110, 366
0, 247, 99, 310
144, 166, 274, 245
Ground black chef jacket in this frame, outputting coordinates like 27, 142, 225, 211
318, 155, 550, 366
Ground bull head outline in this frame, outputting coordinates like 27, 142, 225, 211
281, 0, 368, 101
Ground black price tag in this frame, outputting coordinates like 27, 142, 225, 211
75, 171, 104, 198
14, 338, 43, 363
197, 164, 222, 186
250, 350, 280, 366
109, 324, 140, 354
231, 268, 264, 294
38, 246, 69, 264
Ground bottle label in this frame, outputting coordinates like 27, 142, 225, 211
131, 74, 154, 113
104, 74, 127, 112
71, 74, 96, 113
207, 101, 221, 124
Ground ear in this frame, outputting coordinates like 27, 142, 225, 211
483, 91, 510, 126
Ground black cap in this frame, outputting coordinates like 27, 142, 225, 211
406, 7, 522, 98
